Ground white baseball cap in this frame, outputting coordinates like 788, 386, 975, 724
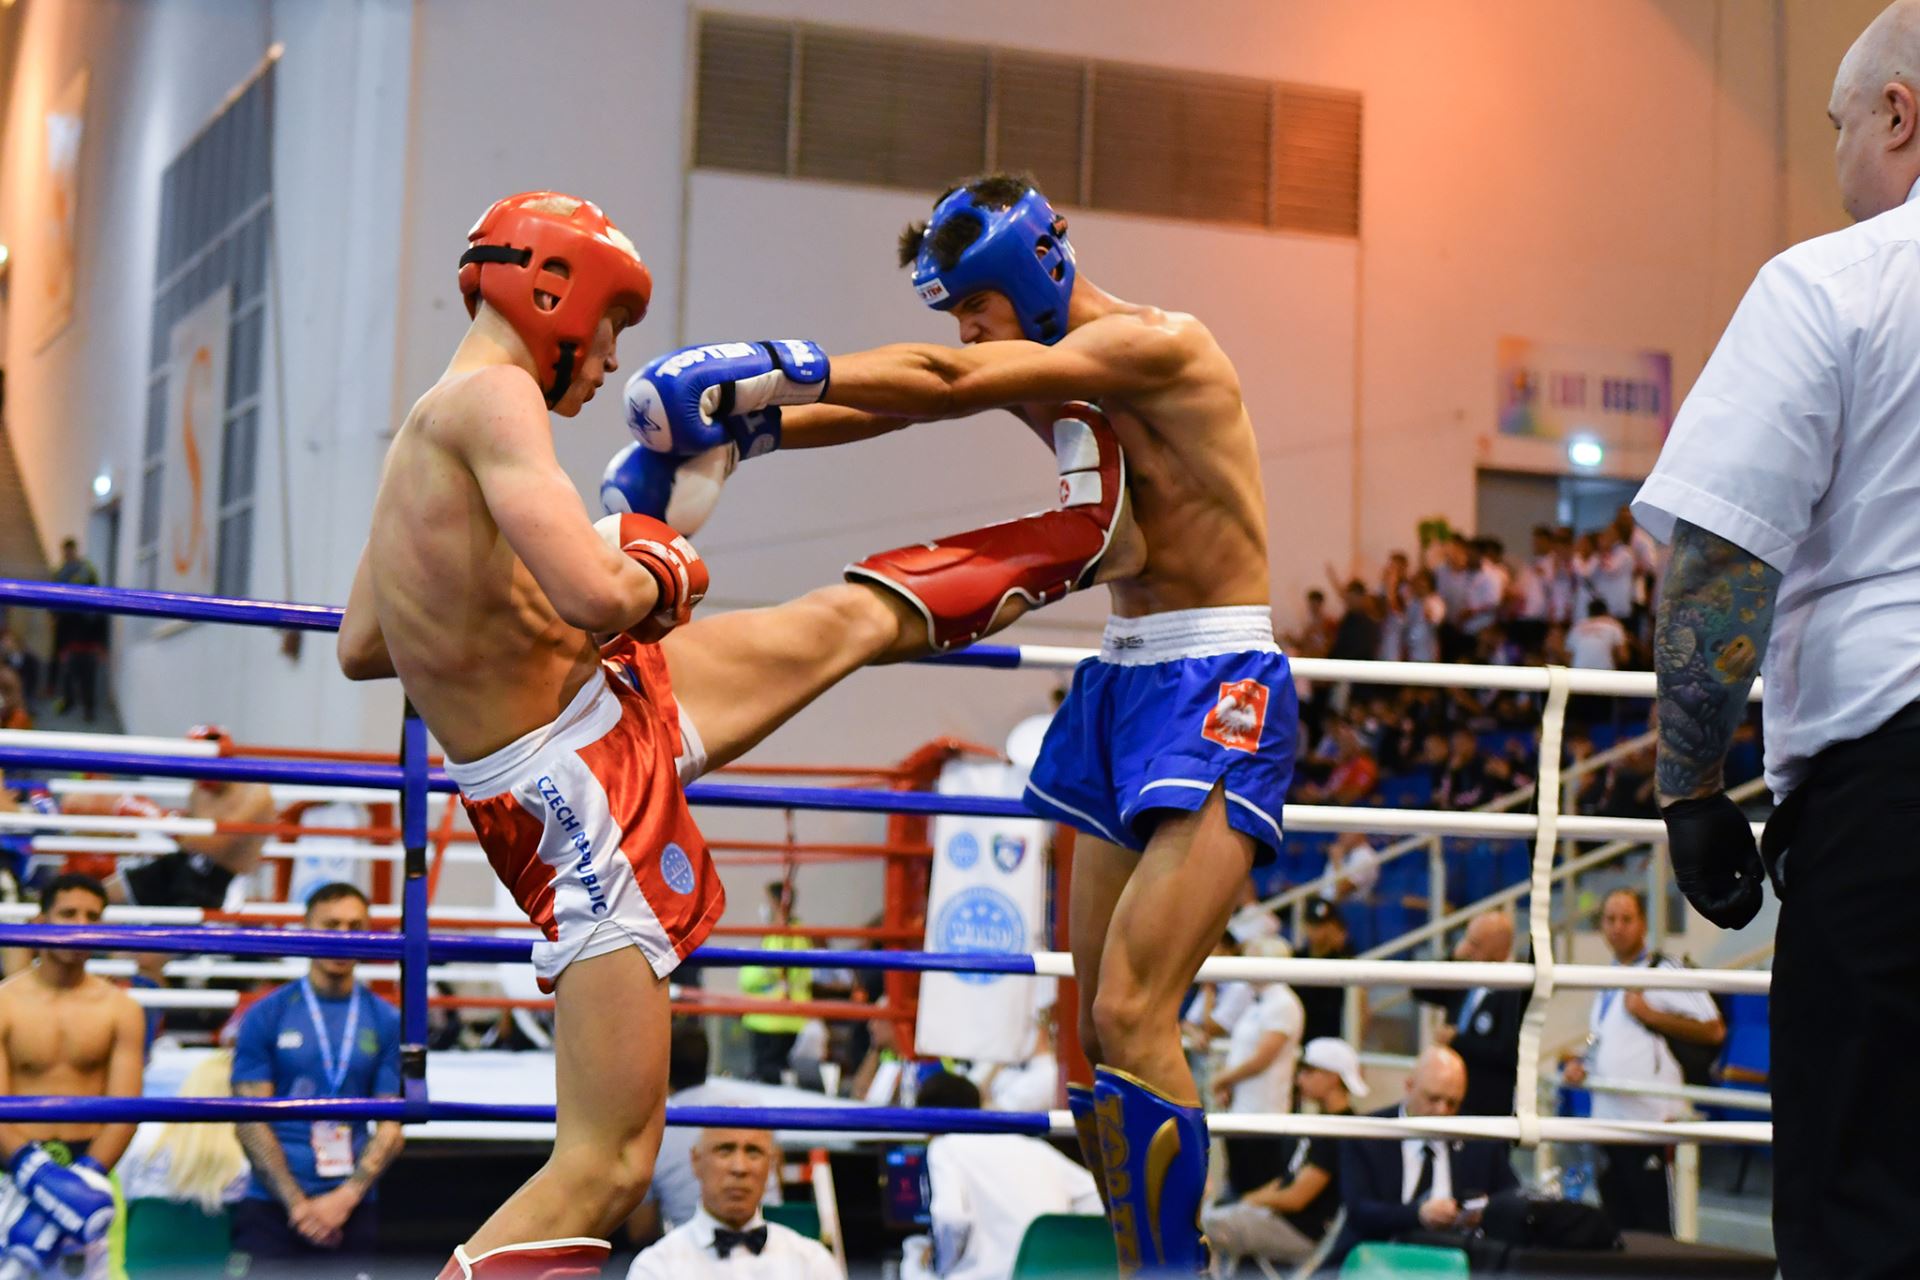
1301, 1037, 1369, 1098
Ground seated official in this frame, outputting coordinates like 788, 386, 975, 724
905, 1072, 1102, 1280
1206, 1037, 1367, 1273
1331, 1047, 1517, 1262
626, 1128, 837, 1279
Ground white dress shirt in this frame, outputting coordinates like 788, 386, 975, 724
926, 1133, 1102, 1280
1585, 954, 1720, 1123
1585, 547, 1636, 618
1635, 178, 1920, 796
627, 1207, 840, 1280
1398, 1105, 1453, 1204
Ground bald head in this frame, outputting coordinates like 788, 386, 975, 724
1406, 1046, 1468, 1118
1832, 1, 1920, 220
692, 1127, 777, 1229
1460, 911, 1514, 963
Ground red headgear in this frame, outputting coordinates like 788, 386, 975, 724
458, 192, 654, 408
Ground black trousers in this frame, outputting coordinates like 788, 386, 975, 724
1767, 706, 1920, 1278
229, 1196, 380, 1277
749, 1029, 798, 1083
1595, 1142, 1670, 1235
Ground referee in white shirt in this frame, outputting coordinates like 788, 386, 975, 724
1632, 4, 1920, 1273
626, 1128, 838, 1280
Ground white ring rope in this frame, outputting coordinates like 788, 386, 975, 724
1516, 665, 1570, 1149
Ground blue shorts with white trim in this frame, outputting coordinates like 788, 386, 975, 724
1023, 607, 1297, 863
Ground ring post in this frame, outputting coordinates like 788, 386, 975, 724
399, 701, 432, 1116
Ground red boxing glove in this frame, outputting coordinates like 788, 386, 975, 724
594, 513, 709, 642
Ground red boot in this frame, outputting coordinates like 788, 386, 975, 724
437, 1238, 612, 1279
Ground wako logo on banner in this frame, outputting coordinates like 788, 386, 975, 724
1496, 336, 1673, 445
917, 758, 1050, 1063
158, 289, 232, 595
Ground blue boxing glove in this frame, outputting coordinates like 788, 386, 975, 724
1, 1197, 64, 1277
8, 1145, 112, 1244
603, 410, 784, 536
625, 340, 826, 455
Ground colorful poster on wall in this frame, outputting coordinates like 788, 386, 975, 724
157, 290, 231, 596
1496, 337, 1673, 445
33, 66, 89, 351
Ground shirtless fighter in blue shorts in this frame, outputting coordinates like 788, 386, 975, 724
620, 173, 1290, 1275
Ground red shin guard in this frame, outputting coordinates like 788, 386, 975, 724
437, 1238, 612, 1279
845, 400, 1126, 650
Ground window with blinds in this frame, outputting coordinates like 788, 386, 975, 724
693, 15, 1361, 237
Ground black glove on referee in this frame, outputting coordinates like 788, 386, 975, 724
1659, 792, 1765, 930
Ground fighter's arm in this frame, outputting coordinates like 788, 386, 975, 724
85, 994, 148, 1168
233, 1079, 309, 1209
177, 782, 275, 874
456, 368, 663, 634
0, 998, 21, 1160
774, 403, 918, 449
824, 316, 1196, 420
337, 549, 396, 681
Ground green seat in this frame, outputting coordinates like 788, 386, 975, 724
122, 1198, 231, 1277
1339, 1241, 1470, 1278
1010, 1213, 1117, 1280
763, 1201, 822, 1240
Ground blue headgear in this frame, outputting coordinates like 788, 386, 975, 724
910, 186, 1076, 344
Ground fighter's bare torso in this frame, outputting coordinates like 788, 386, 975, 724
0, 970, 136, 1145
361, 370, 601, 763
1023, 305, 1269, 617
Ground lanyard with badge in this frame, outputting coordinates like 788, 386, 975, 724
302, 979, 362, 1179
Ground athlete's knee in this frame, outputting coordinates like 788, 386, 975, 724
1078, 1008, 1105, 1067
1090, 981, 1155, 1058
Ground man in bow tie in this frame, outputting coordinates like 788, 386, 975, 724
627, 1128, 838, 1279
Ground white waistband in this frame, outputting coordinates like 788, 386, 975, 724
1099, 606, 1279, 666
443, 673, 623, 800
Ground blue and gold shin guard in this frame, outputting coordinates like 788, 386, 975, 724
1066, 1082, 1110, 1209
1093, 1066, 1210, 1275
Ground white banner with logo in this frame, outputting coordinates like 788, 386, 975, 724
915, 758, 1052, 1064
156, 289, 231, 595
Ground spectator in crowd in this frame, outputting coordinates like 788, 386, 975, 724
1331, 1047, 1518, 1262
1284, 589, 1335, 659
1585, 524, 1637, 620
852, 1013, 912, 1105
627, 1128, 837, 1280
1323, 831, 1380, 903
628, 1021, 776, 1243
1561, 890, 1723, 1235
1401, 570, 1445, 666
0, 665, 29, 730
1432, 535, 1473, 658
1210, 939, 1304, 1116
1294, 720, 1379, 807
1413, 911, 1527, 1117
739, 881, 813, 1084
975, 1004, 1059, 1114
104, 727, 277, 910
1328, 578, 1381, 664
0, 872, 145, 1280
1297, 898, 1354, 1045
1614, 504, 1662, 621
1204, 1037, 1368, 1272
231, 883, 404, 1266
49, 537, 106, 721
1507, 527, 1554, 653
1438, 729, 1491, 810
116, 1050, 251, 1214
903, 1072, 1101, 1280
0, 626, 40, 707
1182, 933, 1254, 1052
1579, 738, 1658, 820
1459, 539, 1508, 641
1568, 600, 1631, 672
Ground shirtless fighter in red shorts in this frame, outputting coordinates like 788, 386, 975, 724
336, 192, 1133, 1278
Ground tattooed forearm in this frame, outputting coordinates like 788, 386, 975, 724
1653, 520, 1780, 803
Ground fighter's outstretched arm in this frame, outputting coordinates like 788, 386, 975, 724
824, 318, 1192, 420
773, 402, 917, 449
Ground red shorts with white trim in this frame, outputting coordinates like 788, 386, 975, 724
447, 639, 723, 990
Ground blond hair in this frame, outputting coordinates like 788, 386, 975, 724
152, 1051, 248, 1214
